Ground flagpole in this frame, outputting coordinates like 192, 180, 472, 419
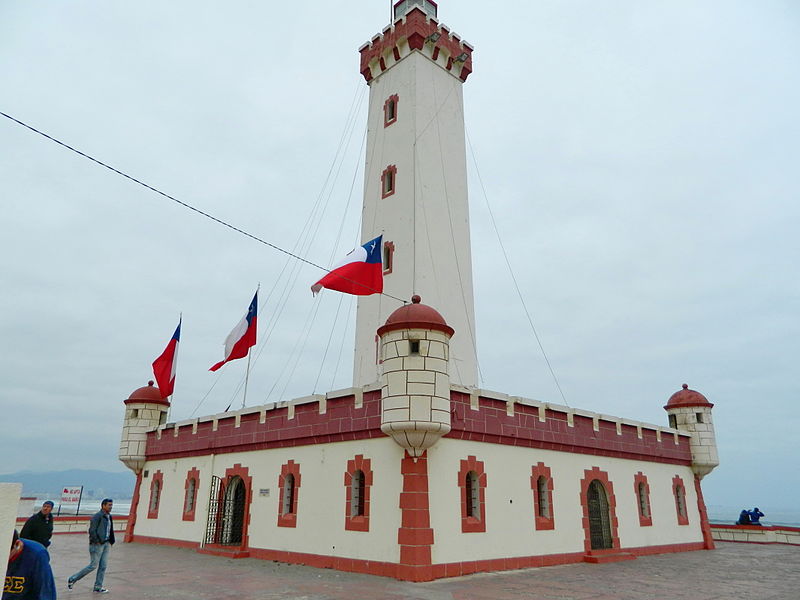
166, 312, 182, 423
242, 352, 251, 409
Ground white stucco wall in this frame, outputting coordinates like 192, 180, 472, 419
133, 438, 406, 564
1, 483, 22, 565
426, 438, 704, 564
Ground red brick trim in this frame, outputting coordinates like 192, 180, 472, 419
345, 455, 373, 532
672, 475, 689, 526
278, 460, 301, 528
384, 94, 399, 127
147, 470, 163, 519
397, 450, 434, 581
383, 241, 395, 275
458, 455, 486, 533
222, 464, 253, 549
530, 462, 555, 531
125, 471, 142, 542
693, 475, 715, 549
182, 467, 200, 522
633, 472, 652, 527
381, 165, 397, 199
579, 467, 620, 553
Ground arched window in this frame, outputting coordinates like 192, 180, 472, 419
458, 456, 486, 532
282, 474, 295, 516
384, 94, 399, 127
530, 463, 555, 530
673, 475, 689, 525
147, 470, 163, 519
345, 455, 373, 531
277, 460, 301, 528
633, 472, 652, 527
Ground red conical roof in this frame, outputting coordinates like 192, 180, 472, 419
377, 295, 455, 337
664, 383, 713, 410
124, 380, 170, 406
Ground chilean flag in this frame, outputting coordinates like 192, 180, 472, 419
152, 319, 181, 399
209, 292, 258, 372
311, 235, 383, 296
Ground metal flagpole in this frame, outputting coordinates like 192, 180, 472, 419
242, 352, 251, 409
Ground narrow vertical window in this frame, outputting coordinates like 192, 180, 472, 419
381, 165, 397, 199
384, 94, 399, 127
383, 241, 395, 275
672, 475, 689, 525
147, 470, 163, 519
458, 456, 486, 532
633, 472, 652, 527
345, 455, 373, 531
278, 460, 301, 527
668, 414, 677, 429
186, 479, 196, 512
530, 462, 555, 530
696, 412, 704, 423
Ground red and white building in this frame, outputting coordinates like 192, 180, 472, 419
119, 1, 719, 582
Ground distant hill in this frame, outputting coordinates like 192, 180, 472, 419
0, 469, 136, 500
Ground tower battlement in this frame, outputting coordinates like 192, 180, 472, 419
359, 7, 473, 83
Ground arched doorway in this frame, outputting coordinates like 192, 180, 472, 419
220, 476, 246, 545
586, 479, 613, 550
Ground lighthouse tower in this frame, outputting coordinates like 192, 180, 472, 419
664, 383, 719, 479
353, 0, 478, 390
118, 381, 169, 474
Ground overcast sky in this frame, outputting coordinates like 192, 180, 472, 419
1, 1, 797, 513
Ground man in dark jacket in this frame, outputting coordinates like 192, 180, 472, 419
19, 501, 54, 549
4, 529, 56, 600
67, 499, 115, 594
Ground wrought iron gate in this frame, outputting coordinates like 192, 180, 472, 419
204, 475, 222, 545
587, 480, 613, 550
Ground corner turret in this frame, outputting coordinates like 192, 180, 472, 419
118, 381, 169, 474
664, 383, 719, 479
378, 296, 453, 458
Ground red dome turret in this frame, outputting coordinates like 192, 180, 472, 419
124, 380, 170, 406
664, 383, 713, 410
377, 295, 455, 337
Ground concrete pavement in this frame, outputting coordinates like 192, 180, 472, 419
46, 535, 799, 599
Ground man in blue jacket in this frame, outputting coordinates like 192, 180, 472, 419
67, 498, 115, 593
4, 529, 56, 600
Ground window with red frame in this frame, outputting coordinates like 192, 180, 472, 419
458, 456, 486, 533
383, 241, 395, 275
381, 165, 397, 198
530, 462, 555, 530
182, 468, 200, 522
633, 472, 652, 527
384, 94, 399, 127
673, 475, 689, 525
147, 470, 163, 519
345, 455, 373, 532
277, 461, 301, 528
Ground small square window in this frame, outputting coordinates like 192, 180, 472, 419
668, 414, 677, 429
696, 412, 704, 423
409, 340, 420, 354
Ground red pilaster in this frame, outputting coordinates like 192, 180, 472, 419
124, 471, 142, 543
694, 475, 715, 549
397, 451, 434, 582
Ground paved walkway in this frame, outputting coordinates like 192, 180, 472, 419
48, 535, 799, 599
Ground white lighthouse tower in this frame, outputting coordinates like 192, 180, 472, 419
353, 0, 478, 389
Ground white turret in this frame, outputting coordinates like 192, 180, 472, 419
118, 381, 169, 474
378, 295, 453, 458
664, 383, 719, 479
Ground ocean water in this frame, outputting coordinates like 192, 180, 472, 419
707, 504, 800, 527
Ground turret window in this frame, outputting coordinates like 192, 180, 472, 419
696, 412, 704, 423
668, 414, 677, 429
409, 340, 420, 355
384, 94, 399, 127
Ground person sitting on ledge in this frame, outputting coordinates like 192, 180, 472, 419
736, 509, 751, 525
748, 507, 765, 525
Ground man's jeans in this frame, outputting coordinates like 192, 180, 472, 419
69, 542, 110, 590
